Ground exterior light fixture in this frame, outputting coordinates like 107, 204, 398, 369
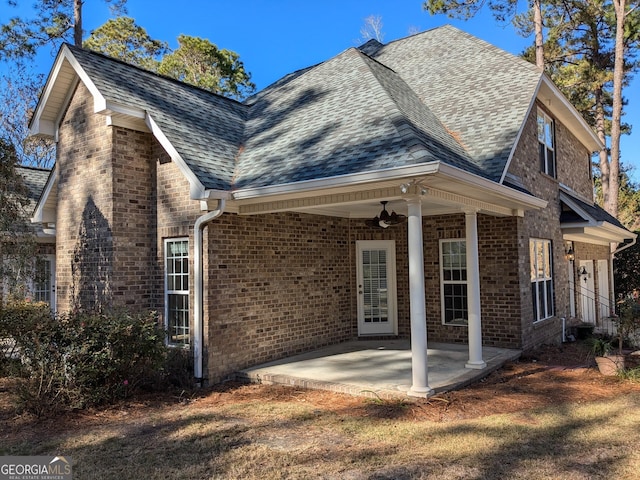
565, 242, 575, 261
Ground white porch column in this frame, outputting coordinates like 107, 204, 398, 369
465, 210, 486, 369
406, 195, 434, 397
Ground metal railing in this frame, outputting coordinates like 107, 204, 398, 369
571, 281, 640, 348
569, 280, 617, 337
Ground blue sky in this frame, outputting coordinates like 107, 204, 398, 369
3, 0, 638, 178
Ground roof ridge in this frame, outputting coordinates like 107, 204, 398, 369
65, 43, 246, 106
354, 50, 480, 172
16, 164, 52, 172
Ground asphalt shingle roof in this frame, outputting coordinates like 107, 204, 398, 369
560, 191, 628, 230
63, 25, 544, 191
16, 166, 50, 214
368, 25, 543, 181
67, 45, 247, 191
236, 48, 479, 188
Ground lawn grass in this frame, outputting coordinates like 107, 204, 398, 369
3, 385, 640, 480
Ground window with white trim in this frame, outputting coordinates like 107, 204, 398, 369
537, 109, 556, 177
33, 257, 52, 304
165, 238, 190, 346
530, 238, 554, 322
440, 239, 468, 326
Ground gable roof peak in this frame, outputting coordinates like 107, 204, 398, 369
357, 38, 384, 56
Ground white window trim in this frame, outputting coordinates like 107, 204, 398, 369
164, 237, 190, 347
33, 255, 56, 311
355, 240, 398, 336
439, 238, 468, 326
530, 238, 555, 323
537, 108, 556, 178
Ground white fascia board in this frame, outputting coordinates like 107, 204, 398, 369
499, 76, 603, 184
562, 222, 635, 243
102, 100, 146, 119
31, 165, 57, 224
539, 76, 603, 151
30, 119, 57, 138
437, 162, 547, 210
29, 45, 106, 137
145, 113, 210, 200
231, 162, 441, 200
591, 222, 636, 242
28, 46, 68, 134
65, 54, 107, 113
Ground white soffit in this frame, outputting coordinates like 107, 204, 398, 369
235, 164, 546, 217
537, 77, 603, 153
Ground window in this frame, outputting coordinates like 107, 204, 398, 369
537, 109, 556, 177
440, 239, 468, 325
530, 239, 554, 322
33, 258, 52, 304
165, 238, 189, 346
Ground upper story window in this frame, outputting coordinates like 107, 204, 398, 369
537, 109, 556, 178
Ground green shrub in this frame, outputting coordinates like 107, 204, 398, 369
618, 366, 640, 381
0, 300, 51, 376
1, 303, 169, 415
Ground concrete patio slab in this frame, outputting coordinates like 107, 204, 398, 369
235, 340, 522, 399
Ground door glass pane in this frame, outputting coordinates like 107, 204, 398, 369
34, 259, 51, 304
362, 248, 388, 323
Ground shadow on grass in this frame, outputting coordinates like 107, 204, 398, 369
3, 382, 640, 479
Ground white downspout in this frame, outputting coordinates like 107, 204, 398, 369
612, 236, 637, 256
193, 198, 226, 383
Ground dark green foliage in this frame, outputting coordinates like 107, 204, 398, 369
614, 233, 640, 296
0, 137, 37, 294
0, 302, 169, 415
158, 34, 256, 99
0, 0, 128, 64
83, 17, 169, 72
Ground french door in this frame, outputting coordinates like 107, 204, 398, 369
356, 240, 397, 336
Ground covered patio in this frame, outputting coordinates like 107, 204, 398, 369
235, 340, 522, 400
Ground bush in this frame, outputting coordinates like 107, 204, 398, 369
0, 300, 51, 376
1, 303, 169, 415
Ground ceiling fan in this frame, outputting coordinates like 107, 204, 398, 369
365, 201, 407, 229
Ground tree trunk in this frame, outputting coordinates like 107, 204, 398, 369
608, 0, 627, 218
534, 0, 545, 69
594, 87, 610, 205
74, 0, 83, 47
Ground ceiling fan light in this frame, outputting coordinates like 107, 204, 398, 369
364, 201, 406, 228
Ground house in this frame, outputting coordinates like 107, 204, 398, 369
27, 25, 635, 396
0, 166, 55, 303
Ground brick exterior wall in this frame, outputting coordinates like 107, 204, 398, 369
56, 82, 157, 313
54, 83, 608, 383
204, 213, 353, 383
506, 101, 607, 349
349, 214, 522, 349
56, 82, 116, 312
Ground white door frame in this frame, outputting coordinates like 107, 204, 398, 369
597, 259, 610, 319
356, 240, 398, 336
568, 260, 576, 318
579, 260, 595, 324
